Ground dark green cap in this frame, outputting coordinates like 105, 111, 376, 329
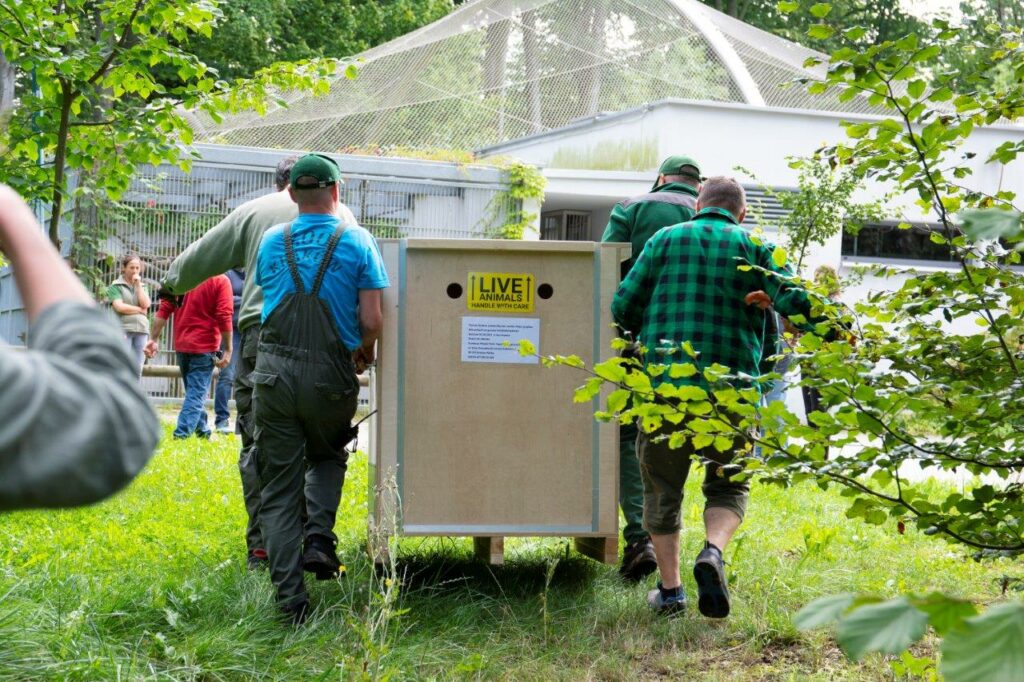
654, 155, 704, 189
290, 153, 343, 189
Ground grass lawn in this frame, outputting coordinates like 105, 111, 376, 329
0, 423, 1015, 680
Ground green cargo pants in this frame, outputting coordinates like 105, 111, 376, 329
636, 423, 750, 536
253, 350, 358, 606
619, 421, 648, 545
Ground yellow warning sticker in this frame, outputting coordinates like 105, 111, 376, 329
467, 272, 535, 313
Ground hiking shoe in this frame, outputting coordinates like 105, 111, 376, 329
279, 599, 310, 627
247, 548, 268, 571
647, 582, 687, 616
693, 542, 730, 618
303, 534, 345, 581
619, 537, 658, 583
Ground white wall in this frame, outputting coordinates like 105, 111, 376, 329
486, 99, 1024, 229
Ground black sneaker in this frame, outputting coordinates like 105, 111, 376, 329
247, 548, 268, 571
302, 534, 345, 581
619, 537, 658, 583
280, 599, 309, 627
646, 581, 687, 616
693, 542, 730, 618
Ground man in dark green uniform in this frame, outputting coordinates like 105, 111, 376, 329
601, 155, 703, 582
254, 154, 389, 624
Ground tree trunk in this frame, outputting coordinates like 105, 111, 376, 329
48, 85, 75, 249
0, 52, 14, 115
522, 10, 542, 133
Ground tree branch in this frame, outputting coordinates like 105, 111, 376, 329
86, 0, 148, 86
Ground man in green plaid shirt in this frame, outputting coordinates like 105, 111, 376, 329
611, 176, 816, 618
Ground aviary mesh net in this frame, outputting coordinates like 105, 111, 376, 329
191, 0, 871, 152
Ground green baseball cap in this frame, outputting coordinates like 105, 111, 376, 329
654, 155, 704, 189
290, 153, 343, 189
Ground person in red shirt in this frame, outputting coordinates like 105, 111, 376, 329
146, 276, 233, 439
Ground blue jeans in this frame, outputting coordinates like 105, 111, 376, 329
756, 353, 794, 459
214, 329, 240, 428
174, 352, 216, 439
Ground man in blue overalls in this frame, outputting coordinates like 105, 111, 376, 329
253, 154, 389, 624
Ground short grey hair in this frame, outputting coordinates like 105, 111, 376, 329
275, 155, 299, 191
697, 176, 746, 219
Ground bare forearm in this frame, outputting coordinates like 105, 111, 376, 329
150, 317, 167, 341
135, 284, 150, 310
112, 301, 146, 315
0, 186, 92, 321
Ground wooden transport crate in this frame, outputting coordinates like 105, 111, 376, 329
368, 239, 629, 565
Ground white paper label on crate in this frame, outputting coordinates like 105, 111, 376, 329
461, 316, 540, 364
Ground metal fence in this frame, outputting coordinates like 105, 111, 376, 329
0, 144, 514, 399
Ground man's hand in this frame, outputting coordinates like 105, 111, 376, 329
144, 340, 158, 358
215, 350, 231, 369
744, 290, 773, 310
353, 344, 375, 374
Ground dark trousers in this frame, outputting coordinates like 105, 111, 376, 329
619, 421, 647, 545
636, 423, 750, 536
234, 326, 264, 553
214, 328, 241, 427
253, 351, 358, 605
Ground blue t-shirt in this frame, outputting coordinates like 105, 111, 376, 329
256, 213, 390, 351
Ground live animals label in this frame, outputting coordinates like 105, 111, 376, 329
467, 272, 534, 313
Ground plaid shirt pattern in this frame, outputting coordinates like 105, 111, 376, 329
611, 207, 813, 389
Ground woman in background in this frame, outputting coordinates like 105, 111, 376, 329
107, 253, 151, 377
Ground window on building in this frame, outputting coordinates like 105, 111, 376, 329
541, 210, 592, 240
842, 221, 954, 262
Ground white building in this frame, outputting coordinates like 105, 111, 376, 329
193, 0, 1024, 321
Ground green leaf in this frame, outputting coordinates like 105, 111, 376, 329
606, 389, 630, 414
907, 80, 926, 99
809, 3, 832, 18
795, 593, 856, 630
777, 0, 800, 13
573, 377, 603, 403
676, 386, 708, 402
844, 26, 867, 41
807, 25, 835, 40
668, 363, 698, 379
915, 593, 978, 636
837, 598, 929, 661
692, 433, 715, 450
713, 436, 734, 452
940, 602, 1024, 682
772, 245, 788, 268
958, 209, 1023, 242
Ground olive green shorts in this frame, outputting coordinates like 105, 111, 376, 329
635, 423, 750, 536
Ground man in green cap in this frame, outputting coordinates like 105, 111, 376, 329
160, 156, 358, 569
254, 153, 389, 624
601, 155, 704, 582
